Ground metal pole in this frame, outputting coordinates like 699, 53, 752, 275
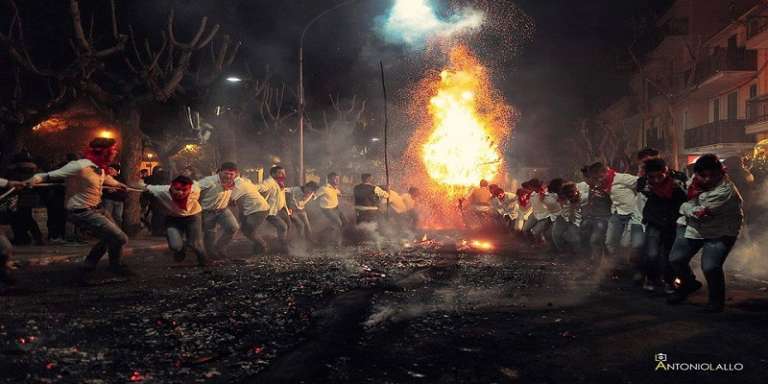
299, 45, 305, 184
380, 61, 390, 216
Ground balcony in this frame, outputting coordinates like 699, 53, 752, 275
684, 120, 755, 150
747, 16, 768, 49
688, 48, 757, 99
746, 96, 768, 134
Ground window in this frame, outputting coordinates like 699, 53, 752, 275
682, 110, 688, 130
727, 92, 738, 120
713, 98, 720, 122
750, 84, 758, 99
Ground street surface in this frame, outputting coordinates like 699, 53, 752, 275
1, 235, 767, 383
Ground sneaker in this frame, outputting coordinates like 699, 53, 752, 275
667, 280, 703, 305
108, 264, 137, 277
663, 283, 675, 295
633, 272, 644, 286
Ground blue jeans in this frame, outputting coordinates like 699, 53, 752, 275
644, 224, 676, 284
0, 234, 12, 266
103, 199, 124, 227
202, 209, 240, 256
669, 230, 737, 306
580, 216, 608, 259
166, 214, 206, 262
321, 207, 346, 245
68, 208, 129, 267
606, 213, 645, 265
551, 217, 582, 253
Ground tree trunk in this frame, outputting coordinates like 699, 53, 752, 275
119, 104, 143, 236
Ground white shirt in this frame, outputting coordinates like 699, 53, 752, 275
259, 177, 286, 216
531, 191, 561, 221
146, 183, 202, 217
34, 159, 119, 210
680, 178, 743, 239
315, 184, 341, 209
232, 178, 269, 215
198, 175, 233, 211
381, 189, 408, 214
401, 193, 416, 211
563, 182, 590, 226
491, 192, 519, 219
609, 172, 640, 219
286, 186, 314, 210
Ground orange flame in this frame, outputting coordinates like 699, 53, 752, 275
404, 45, 514, 228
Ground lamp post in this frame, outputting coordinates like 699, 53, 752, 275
298, 0, 358, 184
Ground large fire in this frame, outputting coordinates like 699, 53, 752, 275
404, 45, 513, 228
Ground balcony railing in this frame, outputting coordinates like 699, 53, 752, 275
693, 48, 757, 85
684, 120, 754, 149
747, 95, 768, 123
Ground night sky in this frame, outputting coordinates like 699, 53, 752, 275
3, 0, 674, 164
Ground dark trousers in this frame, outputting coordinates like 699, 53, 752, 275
669, 230, 738, 306
68, 208, 129, 268
356, 209, 379, 225
320, 207, 346, 245
202, 209, 240, 256
242, 211, 268, 252
290, 209, 311, 241
0, 234, 12, 269
166, 214, 206, 263
11, 208, 43, 245
267, 211, 290, 247
46, 202, 67, 240
644, 224, 676, 284
580, 216, 608, 260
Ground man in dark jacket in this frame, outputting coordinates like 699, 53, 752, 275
353, 173, 389, 225
637, 157, 688, 293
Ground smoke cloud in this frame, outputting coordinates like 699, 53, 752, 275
376, 0, 484, 47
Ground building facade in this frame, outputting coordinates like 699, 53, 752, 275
597, 0, 764, 169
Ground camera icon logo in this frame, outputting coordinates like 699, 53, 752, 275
655, 353, 667, 362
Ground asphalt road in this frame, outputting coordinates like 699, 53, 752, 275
1, 236, 767, 384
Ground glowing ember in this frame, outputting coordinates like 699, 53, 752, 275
673, 278, 682, 288
422, 233, 428, 242
129, 371, 144, 382
471, 240, 493, 250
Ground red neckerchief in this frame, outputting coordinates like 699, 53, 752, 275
687, 176, 702, 200
83, 147, 113, 170
650, 176, 675, 199
171, 182, 192, 210
600, 168, 617, 193
276, 176, 286, 188
517, 189, 532, 208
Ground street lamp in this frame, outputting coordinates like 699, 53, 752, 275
226, 76, 243, 83
298, 0, 359, 184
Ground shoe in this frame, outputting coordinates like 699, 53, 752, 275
663, 283, 675, 295
108, 264, 137, 277
667, 280, 703, 305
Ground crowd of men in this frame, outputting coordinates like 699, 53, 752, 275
464, 148, 744, 313
0, 137, 420, 286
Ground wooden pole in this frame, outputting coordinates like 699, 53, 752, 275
380, 61, 390, 216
